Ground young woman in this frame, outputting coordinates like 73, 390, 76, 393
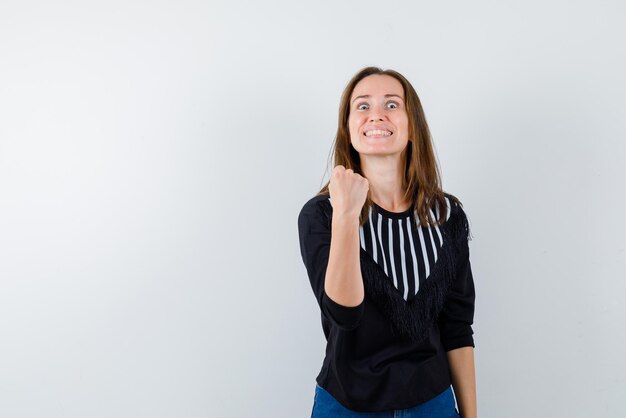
297, 67, 477, 418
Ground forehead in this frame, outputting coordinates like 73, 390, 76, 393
350, 74, 404, 100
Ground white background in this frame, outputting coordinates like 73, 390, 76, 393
1, 1, 625, 417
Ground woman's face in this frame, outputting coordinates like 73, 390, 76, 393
348, 74, 410, 157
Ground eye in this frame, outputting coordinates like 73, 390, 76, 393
355, 101, 399, 111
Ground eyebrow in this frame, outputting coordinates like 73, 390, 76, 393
351, 94, 404, 104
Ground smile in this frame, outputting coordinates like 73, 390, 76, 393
364, 129, 393, 137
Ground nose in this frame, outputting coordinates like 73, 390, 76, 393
369, 113, 387, 122
368, 106, 388, 122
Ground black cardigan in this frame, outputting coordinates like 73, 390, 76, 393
297, 192, 475, 412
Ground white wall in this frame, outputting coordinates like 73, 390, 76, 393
1, 1, 625, 417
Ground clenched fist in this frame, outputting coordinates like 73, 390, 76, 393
328, 165, 370, 218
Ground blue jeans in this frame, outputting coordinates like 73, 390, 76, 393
311, 383, 461, 418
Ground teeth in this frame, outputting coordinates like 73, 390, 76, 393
365, 129, 392, 137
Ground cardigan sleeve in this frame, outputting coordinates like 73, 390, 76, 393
297, 198, 365, 331
437, 203, 476, 351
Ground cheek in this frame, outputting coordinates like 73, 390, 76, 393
348, 120, 359, 134
397, 116, 409, 132
349, 114, 365, 127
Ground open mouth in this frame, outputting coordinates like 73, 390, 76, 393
364, 129, 393, 137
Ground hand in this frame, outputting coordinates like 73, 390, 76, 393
328, 165, 369, 217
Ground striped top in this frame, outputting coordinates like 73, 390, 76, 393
298, 191, 475, 412
329, 196, 452, 302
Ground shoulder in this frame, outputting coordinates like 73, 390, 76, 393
442, 191, 472, 242
442, 191, 461, 207
427, 192, 464, 223
299, 191, 331, 216
298, 192, 332, 231
441, 191, 467, 215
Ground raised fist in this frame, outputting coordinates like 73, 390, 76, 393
328, 165, 369, 217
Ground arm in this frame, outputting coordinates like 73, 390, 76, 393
447, 346, 477, 418
298, 198, 365, 330
438, 202, 477, 417
325, 212, 364, 307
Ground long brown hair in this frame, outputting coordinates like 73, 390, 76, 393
316, 66, 460, 227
